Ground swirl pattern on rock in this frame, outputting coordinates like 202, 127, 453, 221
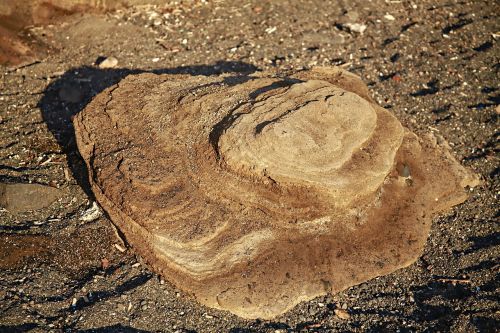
74, 67, 478, 319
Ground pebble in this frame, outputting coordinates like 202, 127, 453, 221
80, 202, 102, 222
101, 258, 109, 270
334, 308, 351, 320
265, 26, 277, 34
384, 14, 396, 21
344, 23, 367, 34
98, 56, 118, 69
114, 243, 126, 252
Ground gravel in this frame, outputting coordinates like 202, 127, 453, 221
0, 0, 498, 332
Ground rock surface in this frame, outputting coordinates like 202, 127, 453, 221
73, 67, 478, 319
0, 183, 61, 214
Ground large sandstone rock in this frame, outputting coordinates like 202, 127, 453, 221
74, 67, 478, 319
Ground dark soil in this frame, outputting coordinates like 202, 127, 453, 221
0, 0, 498, 332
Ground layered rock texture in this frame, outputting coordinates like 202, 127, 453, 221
74, 67, 478, 319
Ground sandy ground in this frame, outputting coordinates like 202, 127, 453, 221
0, 0, 498, 332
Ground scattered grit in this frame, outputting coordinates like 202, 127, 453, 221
0, 0, 498, 332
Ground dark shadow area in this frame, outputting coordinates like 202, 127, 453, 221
470, 316, 499, 333
401, 21, 417, 32
410, 79, 439, 97
116, 272, 153, 293
473, 41, 493, 52
462, 232, 500, 255
442, 18, 473, 34
468, 93, 500, 110
38, 61, 259, 198
75, 324, 153, 333
70, 272, 153, 312
378, 72, 398, 82
0, 323, 39, 332
390, 53, 401, 63
431, 104, 451, 114
382, 36, 399, 46
463, 259, 498, 272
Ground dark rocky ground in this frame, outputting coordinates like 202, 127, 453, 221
0, 0, 498, 332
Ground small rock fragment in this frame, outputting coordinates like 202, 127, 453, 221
265, 26, 277, 34
384, 14, 396, 21
98, 56, 118, 69
80, 202, 102, 222
114, 243, 126, 252
101, 258, 109, 270
344, 23, 367, 34
334, 308, 351, 320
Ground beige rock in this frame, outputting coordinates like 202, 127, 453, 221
334, 308, 351, 320
73, 67, 479, 319
98, 56, 118, 69
0, 183, 61, 214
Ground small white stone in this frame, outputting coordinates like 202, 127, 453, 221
265, 26, 277, 34
345, 23, 367, 34
80, 202, 102, 222
98, 57, 118, 69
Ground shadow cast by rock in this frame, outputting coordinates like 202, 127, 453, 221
75, 324, 153, 333
38, 61, 259, 198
